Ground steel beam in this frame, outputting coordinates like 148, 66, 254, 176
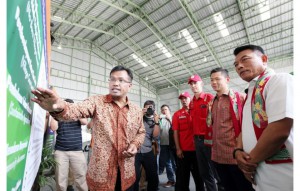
179, 0, 223, 68
99, 0, 198, 76
236, 0, 252, 43
52, 33, 158, 94
51, 5, 180, 89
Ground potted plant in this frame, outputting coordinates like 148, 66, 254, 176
31, 146, 58, 191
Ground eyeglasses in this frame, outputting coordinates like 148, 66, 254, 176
108, 78, 132, 84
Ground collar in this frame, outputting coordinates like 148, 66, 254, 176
250, 70, 267, 84
103, 94, 130, 107
251, 75, 259, 82
180, 107, 189, 114
248, 75, 260, 88
193, 92, 206, 100
249, 68, 275, 89
215, 89, 230, 98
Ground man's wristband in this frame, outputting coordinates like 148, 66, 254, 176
155, 122, 159, 125
233, 148, 244, 159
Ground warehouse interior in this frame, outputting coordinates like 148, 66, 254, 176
49, 0, 293, 112
4, 0, 296, 190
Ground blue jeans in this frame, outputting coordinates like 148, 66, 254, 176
134, 151, 159, 191
194, 136, 218, 191
159, 145, 176, 182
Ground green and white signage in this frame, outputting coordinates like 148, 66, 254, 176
7, 0, 49, 190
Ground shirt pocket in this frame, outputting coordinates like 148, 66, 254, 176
199, 104, 208, 118
179, 118, 189, 131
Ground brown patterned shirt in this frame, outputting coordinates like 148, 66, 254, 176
51, 94, 145, 191
211, 91, 245, 164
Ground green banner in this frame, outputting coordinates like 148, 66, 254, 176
7, 0, 48, 190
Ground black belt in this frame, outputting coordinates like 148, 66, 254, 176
194, 135, 205, 139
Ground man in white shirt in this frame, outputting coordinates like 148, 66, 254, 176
233, 45, 293, 191
159, 104, 176, 188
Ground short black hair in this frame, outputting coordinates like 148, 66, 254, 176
233, 45, 265, 56
161, 104, 171, 112
210, 67, 229, 78
110, 65, 133, 81
144, 100, 155, 109
65, 98, 74, 103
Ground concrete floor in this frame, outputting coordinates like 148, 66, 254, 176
157, 170, 196, 191
158, 171, 175, 191
40, 170, 197, 191
40, 144, 198, 191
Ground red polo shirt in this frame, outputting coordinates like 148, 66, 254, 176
190, 92, 214, 135
172, 108, 194, 151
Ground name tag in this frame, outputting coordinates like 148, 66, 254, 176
179, 116, 186, 119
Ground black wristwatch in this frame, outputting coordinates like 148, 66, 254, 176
49, 109, 64, 115
233, 148, 244, 159
155, 122, 159, 125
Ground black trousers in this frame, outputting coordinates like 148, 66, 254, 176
212, 162, 254, 191
194, 136, 218, 191
175, 151, 204, 191
134, 151, 159, 191
115, 168, 134, 191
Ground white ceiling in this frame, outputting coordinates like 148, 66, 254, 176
50, 0, 293, 93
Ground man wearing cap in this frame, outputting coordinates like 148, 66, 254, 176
173, 92, 204, 191
188, 75, 218, 191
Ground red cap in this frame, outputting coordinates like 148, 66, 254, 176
188, 74, 202, 84
178, 91, 191, 99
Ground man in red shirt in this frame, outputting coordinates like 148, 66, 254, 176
188, 74, 219, 191
173, 91, 204, 191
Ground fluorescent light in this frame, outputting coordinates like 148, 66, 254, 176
155, 42, 172, 58
57, 44, 62, 50
220, 29, 229, 37
179, 29, 198, 49
52, 16, 63, 22
213, 13, 230, 37
258, 0, 270, 21
131, 54, 148, 67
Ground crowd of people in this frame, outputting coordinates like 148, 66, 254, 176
33, 45, 293, 191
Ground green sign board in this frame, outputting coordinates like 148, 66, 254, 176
7, 0, 49, 190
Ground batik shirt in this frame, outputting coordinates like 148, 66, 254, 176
51, 94, 145, 191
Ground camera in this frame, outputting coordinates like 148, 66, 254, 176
146, 106, 155, 116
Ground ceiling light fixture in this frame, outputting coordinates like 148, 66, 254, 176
52, 15, 63, 23
179, 29, 198, 49
257, 0, 270, 21
131, 54, 148, 67
57, 43, 62, 50
213, 13, 230, 37
155, 42, 172, 58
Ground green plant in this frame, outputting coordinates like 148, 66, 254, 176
31, 146, 58, 191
